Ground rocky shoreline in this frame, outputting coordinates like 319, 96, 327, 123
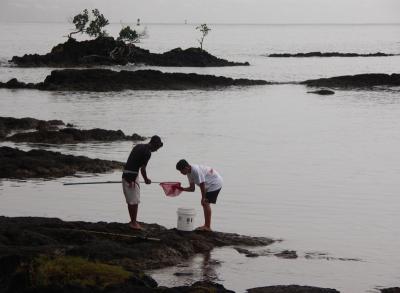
0, 216, 343, 293
0, 69, 268, 91
267, 52, 396, 58
10, 37, 249, 67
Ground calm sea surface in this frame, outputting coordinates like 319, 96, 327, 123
1, 23, 400, 292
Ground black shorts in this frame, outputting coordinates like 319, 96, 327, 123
206, 188, 221, 204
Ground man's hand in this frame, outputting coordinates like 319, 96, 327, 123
201, 197, 208, 205
144, 178, 151, 184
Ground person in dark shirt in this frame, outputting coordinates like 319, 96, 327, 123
122, 135, 163, 230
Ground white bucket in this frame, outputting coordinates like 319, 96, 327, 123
177, 208, 196, 231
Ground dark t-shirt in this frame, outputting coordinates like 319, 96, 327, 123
122, 144, 151, 182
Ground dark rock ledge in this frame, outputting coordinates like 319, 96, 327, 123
0, 69, 268, 92
0, 216, 342, 292
0, 116, 145, 143
267, 52, 396, 58
10, 37, 249, 67
5, 128, 145, 144
0, 146, 123, 179
0, 216, 270, 293
301, 73, 400, 89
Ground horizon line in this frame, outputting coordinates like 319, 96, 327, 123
1, 20, 400, 26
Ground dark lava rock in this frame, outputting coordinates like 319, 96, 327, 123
301, 73, 400, 89
268, 52, 395, 57
275, 250, 298, 259
0, 69, 268, 91
307, 89, 335, 95
6, 128, 145, 144
247, 285, 340, 293
0, 78, 37, 89
10, 37, 249, 67
134, 47, 249, 67
171, 281, 235, 292
10, 37, 126, 67
0, 146, 123, 179
381, 289, 400, 293
0, 216, 274, 271
0, 116, 64, 138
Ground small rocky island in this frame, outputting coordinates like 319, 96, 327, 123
10, 37, 249, 67
267, 52, 396, 58
0, 69, 268, 91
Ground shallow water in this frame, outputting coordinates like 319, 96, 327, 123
1, 23, 400, 292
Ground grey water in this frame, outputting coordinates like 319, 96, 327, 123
1, 23, 400, 292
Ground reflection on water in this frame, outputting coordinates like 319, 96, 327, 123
149, 251, 221, 287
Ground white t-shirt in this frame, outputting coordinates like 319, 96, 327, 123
187, 164, 223, 192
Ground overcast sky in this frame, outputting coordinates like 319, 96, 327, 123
1, 0, 399, 24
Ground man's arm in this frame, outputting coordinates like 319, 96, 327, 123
181, 182, 195, 192
140, 164, 151, 184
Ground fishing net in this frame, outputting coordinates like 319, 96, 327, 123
159, 182, 182, 197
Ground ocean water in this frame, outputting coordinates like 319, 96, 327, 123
1, 23, 400, 292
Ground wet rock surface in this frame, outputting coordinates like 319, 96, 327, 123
247, 285, 340, 293
0, 146, 123, 179
0, 69, 268, 91
5, 128, 145, 144
0, 216, 270, 292
0, 117, 64, 138
302, 73, 400, 89
0, 216, 274, 270
10, 37, 249, 67
268, 52, 395, 57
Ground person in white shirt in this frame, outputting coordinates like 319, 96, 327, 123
176, 159, 223, 231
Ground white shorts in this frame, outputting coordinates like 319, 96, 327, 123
122, 176, 140, 205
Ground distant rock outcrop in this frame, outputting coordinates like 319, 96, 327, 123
302, 73, 400, 88
0, 69, 268, 91
5, 128, 145, 144
0, 116, 64, 138
10, 37, 249, 67
268, 52, 395, 57
0, 146, 123, 179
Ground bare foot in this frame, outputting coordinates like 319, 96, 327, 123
129, 222, 143, 231
195, 225, 212, 232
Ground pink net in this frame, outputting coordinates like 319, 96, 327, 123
159, 182, 182, 197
